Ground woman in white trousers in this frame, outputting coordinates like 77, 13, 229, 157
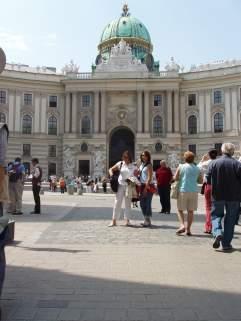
108, 150, 137, 227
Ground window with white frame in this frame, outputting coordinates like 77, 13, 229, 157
48, 145, 57, 157
213, 90, 223, 105
0, 112, 6, 123
22, 115, 32, 134
153, 95, 162, 107
214, 112, 224, 133
0, 91, 6, 104
81, 116, 91, 134
188, 94, 196, 106
188, 115, 197, 134
82, 95, 90, 107
48, 116, 57, 135
49, 95, 57, 108
23, 144, 31, 157
188, 144, 196, 155
24, 93, 33, 105
153, 116, 163, 135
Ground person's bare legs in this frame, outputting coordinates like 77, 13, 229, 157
187, 210, 194, 235
176, 209, 185, 233
108, 219, 117, 227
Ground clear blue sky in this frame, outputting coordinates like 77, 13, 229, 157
0, 0, 240, 72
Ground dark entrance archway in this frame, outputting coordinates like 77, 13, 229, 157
109, 127, 135, 167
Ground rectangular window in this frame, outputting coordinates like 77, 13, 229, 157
188, 94, 196, 106
24, 93, 32, 105
48, 145, 57, 157
23, 144, 31, 157
48, 162, 56, 176
213, 90, 223, 105
214, 143, 222, 156
0, 90, 6, 104
49, 95, 57, 107
82, 95, 90, 107
188, 144, 196, 155
154, 95, 162, 107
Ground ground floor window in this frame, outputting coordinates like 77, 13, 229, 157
48, 162, 56, 176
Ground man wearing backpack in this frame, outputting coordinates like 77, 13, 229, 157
8, 157, 25, 215
31, 158, 42, 214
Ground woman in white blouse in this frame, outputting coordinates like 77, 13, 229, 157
108, 150, 137, 227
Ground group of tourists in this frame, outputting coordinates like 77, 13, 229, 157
108, 143, 241, 251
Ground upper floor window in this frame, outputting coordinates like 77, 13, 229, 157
213, 90, 223, 105
81, 116, 91, 134
24, 93, 33, 106
48, 145, 56, 157
48, 116, 57, 135
153, 116, 163, 136
188, 94, 196, 106
0, 91, 6, 104
49, 95, 57, 108
23, 144, 31, 157
0, 113, 6, 123
214, 112, 224, 133
82, 95, 90, 107
153, 95, 162, 107
188, 144, 196, 155
22, 115, 32, 134
188, 115, 197, 134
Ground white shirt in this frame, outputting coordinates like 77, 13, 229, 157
115, 161, 136, 186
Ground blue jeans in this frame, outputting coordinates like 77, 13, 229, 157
140, 192, 153, 218
211, 200, 239, 247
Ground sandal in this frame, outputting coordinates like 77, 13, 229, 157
108, 222, 117, 227
186, 231, 192, 236
176, 227, 186, 235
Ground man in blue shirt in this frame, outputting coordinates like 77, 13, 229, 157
207, 143, 241, 251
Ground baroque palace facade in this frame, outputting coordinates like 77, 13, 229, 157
1, 5, 241, 178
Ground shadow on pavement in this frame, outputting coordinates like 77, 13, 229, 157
15, 246, 90, 254
1, 264, 241, 321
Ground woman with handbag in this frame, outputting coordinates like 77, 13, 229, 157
108, 150, 137, 227
139, 150, 154, 227
174, 151, 202, 236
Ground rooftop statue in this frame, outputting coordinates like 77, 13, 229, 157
165, 57, 180, 72
0, 48, 6, 74
110, 39, 132, 57
62, 59, 79, 74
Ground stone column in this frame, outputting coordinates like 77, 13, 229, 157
180, 92, 185, 133
8, 91, 14, 131
40, 95, 47, 133
174, 90, 180, 132
65, 93, 70, 133
72, 92, 77, 133
231, 87, 238, 130
225, 88, 231, 131
137, 91, 142, 133
59, 94, 65, 134
167, 90, 173, 132
34, 93, 40, 133
144, 90, 149, 133
14, 91, 21, 132
199, 91, 205, 132
101, 91, 106, 133
205, 90, 211, 132
94, 91, 99, 133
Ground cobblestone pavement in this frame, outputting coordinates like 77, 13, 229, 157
1, 191, 241, 321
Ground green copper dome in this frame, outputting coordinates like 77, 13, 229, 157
97, 5, 153, 64
100, 16, 151, 44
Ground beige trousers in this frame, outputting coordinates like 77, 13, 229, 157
8, 180, 24, 212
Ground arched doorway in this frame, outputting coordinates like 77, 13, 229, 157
109, 127, 135, 167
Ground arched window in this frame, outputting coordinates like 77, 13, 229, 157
188, 115, 197, 134
48, 116, 57, 135
22, 115, 32, 134
0, 112, 6, 123
214, 113, 224, 133
153, 116, 163, 136
81, 116, 91, 134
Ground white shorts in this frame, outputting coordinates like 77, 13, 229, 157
177, 192, 198, 211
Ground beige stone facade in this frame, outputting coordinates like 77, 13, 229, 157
0, 62, 241, 178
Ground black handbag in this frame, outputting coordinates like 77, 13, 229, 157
110, 162, 123, 193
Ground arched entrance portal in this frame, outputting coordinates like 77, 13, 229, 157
109, 127, 135, 167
